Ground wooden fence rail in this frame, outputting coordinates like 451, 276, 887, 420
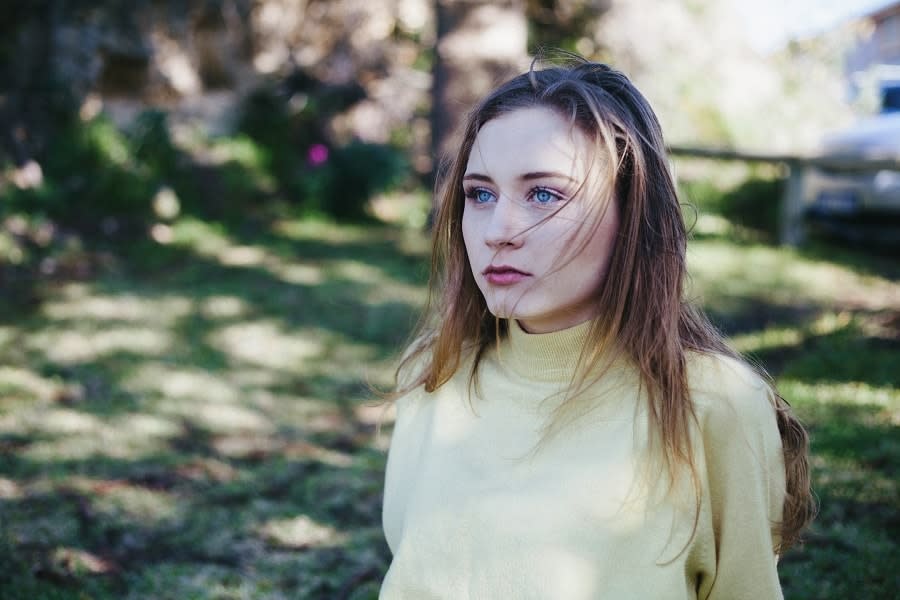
667, 145, 900, 245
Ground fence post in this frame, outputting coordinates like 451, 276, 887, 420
779, 161, 807, 246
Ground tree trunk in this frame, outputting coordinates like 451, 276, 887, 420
430, 0, 527, 186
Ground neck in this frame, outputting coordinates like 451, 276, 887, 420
503, 318, 596, 382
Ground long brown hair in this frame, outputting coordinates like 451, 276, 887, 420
393, 58, 814, 551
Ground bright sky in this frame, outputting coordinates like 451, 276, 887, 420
734, 0, 897, 52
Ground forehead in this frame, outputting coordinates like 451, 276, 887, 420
465, 106, 594, 177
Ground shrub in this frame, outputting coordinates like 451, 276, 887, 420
237, 81, 409, 221
4, 115, 158, 234
300, 142, 408, 221
720, 176, 783, 237
131, 109, 180, 178
680, 171, 784, 240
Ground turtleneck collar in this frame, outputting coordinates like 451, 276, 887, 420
502, 318, 595, 383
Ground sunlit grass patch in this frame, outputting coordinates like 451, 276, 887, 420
210, 321, 324, 371
27, 326, 173, 364
41, 289, 193, 324
259, 515, 347, 549
268, 262, 325, 286
730, 310, 859, 355
731, 325, 805, 354
368, 189, 431, 229
80, 479, 182, 525
20, 427, 175, 462
49, 546, 118, 575
326, 258, 427, 306
23, 408, 106, 435
779, 374, 898, 489
198, 295, 250, 319
0, 477, 24, 499
2, 386, 182, 464
169, 217, 234, 255
0, 366, 62, 401
780, 380, 899, 413
810, 454, 897, 504
125, 364, 240, 403
271, 218, 383, 244
687, 239, 899, 310
178, 402, 275, 435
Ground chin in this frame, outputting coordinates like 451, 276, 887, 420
487, 304, 534, 324
485, 306, 510, 320
483, 300, 514, 321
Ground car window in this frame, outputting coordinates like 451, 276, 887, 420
882, 86, 900, 113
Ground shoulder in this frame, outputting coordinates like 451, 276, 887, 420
685, 352, 778, 440
393, 335, 477, 411
685, 353, 786, 596
394, 334, 435, 391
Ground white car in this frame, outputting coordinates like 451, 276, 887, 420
803, 95, 900, 243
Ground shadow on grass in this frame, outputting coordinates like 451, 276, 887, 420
1, 465, 390, 598
741, 318, 900, 386
776, 391, 899, 599
1, 217, 897, 599
0, 218, 425, 598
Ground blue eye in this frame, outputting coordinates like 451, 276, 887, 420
466, 188, 496, 204
476, 189, 495, 203
532, 188, 559, 204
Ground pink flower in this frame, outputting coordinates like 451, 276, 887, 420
307, 144, 329, 166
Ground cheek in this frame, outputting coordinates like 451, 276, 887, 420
585, 217, 620, 279
563, 206, 620, 280
540, 219, 595, 264
461, 212, 479, 261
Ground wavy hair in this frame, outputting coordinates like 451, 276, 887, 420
392, 57, 814, 552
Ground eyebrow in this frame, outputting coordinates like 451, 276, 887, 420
462, 171, 579, 183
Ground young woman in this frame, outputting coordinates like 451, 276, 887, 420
380, 59, 814, 599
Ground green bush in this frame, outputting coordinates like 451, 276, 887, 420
2, 78, 411, 239
720, 176, 783, 236
237, 83, 409, 221
131, 109, 180, 177
680, 173, 783, 239
4, 115, 159, 234
300, 142, 409, 221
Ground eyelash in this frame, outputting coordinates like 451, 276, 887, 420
463, 187, 495, 204
463, 186, 564, 205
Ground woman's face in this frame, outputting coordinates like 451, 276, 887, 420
461, 106, 620, 334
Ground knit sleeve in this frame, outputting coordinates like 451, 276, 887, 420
381, 339, 433, 555
696, 360, 786, 600
381, 389, 417, 554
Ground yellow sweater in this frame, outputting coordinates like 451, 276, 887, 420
381, 320, 785, 599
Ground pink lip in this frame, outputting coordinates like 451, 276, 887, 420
483, 265, 531, 285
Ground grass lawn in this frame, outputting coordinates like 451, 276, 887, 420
0, 213, 897, 599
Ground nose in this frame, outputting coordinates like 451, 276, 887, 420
484, 198, 526, 249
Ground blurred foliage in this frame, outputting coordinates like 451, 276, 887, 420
302, 142, 409, 221
236, 82, 409, 221
526, 0, 610, 54
722, 177, 783, 236
5, 116, 157, 232
681, 171, 783, 240
0, 81, 408, 314
131, 110, 180, 178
